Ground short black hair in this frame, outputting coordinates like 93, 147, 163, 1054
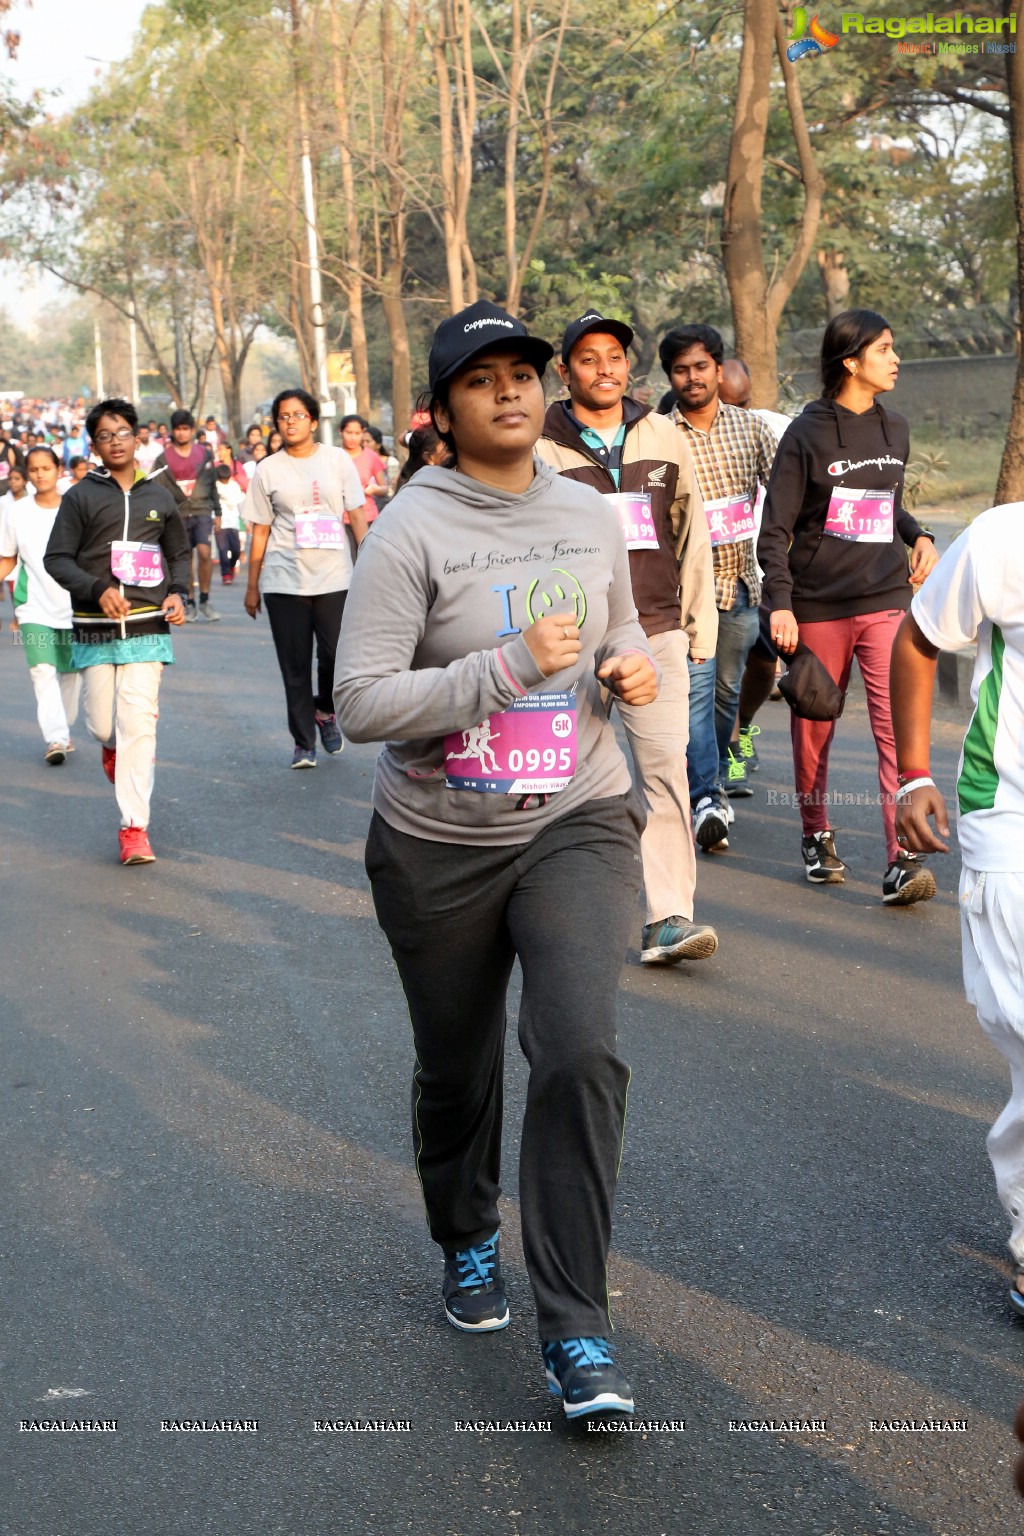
86, 397, 139, 440
658, 324, 725, 376
272, 388, 320, 428
69, 455, 84, 469
340, 413, 367, 433
170, 408, 194, 430
246, 423, 263, 439
215, 463, 233, 481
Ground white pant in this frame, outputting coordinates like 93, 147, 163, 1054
961, 867, 1024, 1260
614, 628, 697, 924
82, 662, 163, 830
29, 663, 80, 745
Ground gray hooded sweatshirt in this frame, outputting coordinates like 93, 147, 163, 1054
333, 460, 655, 845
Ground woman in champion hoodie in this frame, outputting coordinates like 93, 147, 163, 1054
757, 310, 939, 903
334, 301, 657, 1420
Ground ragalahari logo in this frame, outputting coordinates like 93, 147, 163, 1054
787, 8, 840, 61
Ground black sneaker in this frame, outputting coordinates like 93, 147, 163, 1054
442, 1233, 509, 1332
882, 853, 937, 906
543, 1337, 634, 1419
723, 748, 753, 798
801, 830, 845, 884
693, 795, 728, 852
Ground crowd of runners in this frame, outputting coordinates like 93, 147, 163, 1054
2, 303, 1021, 1426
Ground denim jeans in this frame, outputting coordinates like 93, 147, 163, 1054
686, 654, 719, 806
686, 579, 759, 804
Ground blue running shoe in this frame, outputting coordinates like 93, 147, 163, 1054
543, 1337, 634, 1419
442, 1233, 509, 1332
291, 745, 317, 769
641, 916, 718, 965
315, 711, 344, 755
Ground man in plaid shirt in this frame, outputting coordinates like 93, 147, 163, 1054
660, 324, 778, 851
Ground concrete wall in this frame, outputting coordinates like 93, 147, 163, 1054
787, 353, 1016, 437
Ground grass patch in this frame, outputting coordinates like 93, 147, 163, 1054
910, 432, 1004, 518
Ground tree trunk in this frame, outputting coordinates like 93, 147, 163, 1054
817, 248, 850, 318
426, 0, 477, 312
721, 0, 777, 399
330, 0, 371, 418
996, 0, 1024, 503
379, 0, 414, 429
721, 0, 825, 408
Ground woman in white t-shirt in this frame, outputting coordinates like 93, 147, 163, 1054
0, 446, 80, 762
243, 388, 368, 768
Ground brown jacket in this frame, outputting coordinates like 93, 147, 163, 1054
537, 398, 717, 657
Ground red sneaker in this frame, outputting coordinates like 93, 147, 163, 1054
119, 826, 155, 865
102, 746, 116, 783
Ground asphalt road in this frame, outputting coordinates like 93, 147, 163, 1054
2, 586, 1022, 1536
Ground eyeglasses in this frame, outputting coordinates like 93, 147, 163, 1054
277, 412, 310, 424
93, 427, 136, 445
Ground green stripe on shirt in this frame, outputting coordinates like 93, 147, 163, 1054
958, 623, 1004, 815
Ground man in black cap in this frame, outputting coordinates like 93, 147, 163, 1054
152, 410, 222, 621
537, 310, 720, 965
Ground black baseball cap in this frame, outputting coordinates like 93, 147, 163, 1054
428, 301, 554, 391
560, 310, 634, 364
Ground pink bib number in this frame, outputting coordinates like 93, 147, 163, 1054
605, 492, 658, 551
824, 487, 894, 543
444, 692, 577, 795
110, 540, 164, 587
295, 508, 345, 549
704, 494, 756, 546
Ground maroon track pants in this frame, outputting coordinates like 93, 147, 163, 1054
790, 607, 905, 864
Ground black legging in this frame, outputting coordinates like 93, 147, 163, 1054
263, 589, 347, 750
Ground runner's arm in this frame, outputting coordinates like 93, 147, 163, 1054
161, 507, 192, 594
756, 431, 807, 614
333, 528, 545, 743
890, 611, 949, 853
674, 464, 716, 661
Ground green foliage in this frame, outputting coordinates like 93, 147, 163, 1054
0, 0, 1015, 412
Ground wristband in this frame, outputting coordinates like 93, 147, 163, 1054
897, 769, 930, 786
895, 776, 934, 802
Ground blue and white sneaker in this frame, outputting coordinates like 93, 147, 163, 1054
442, 1233, 509, 1332
291, 745, 317, 769
315, 711, 344, 755
543, 1337, 634, 1419
641, 916, 718, 964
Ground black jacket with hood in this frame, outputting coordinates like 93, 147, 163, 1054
43, 466, 191, 642
757, 397, 931, 623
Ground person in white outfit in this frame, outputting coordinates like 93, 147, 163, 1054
0, 446, 80, 762
890, 502, 1024, 1314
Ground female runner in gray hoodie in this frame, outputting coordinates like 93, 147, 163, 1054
334, 301, 658, 1421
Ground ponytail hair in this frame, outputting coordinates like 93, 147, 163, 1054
820, 310, 892, 399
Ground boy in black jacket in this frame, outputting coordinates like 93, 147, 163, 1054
44, 398, 190, 865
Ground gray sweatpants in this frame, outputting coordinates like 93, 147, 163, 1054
365, 792, 643, 1341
